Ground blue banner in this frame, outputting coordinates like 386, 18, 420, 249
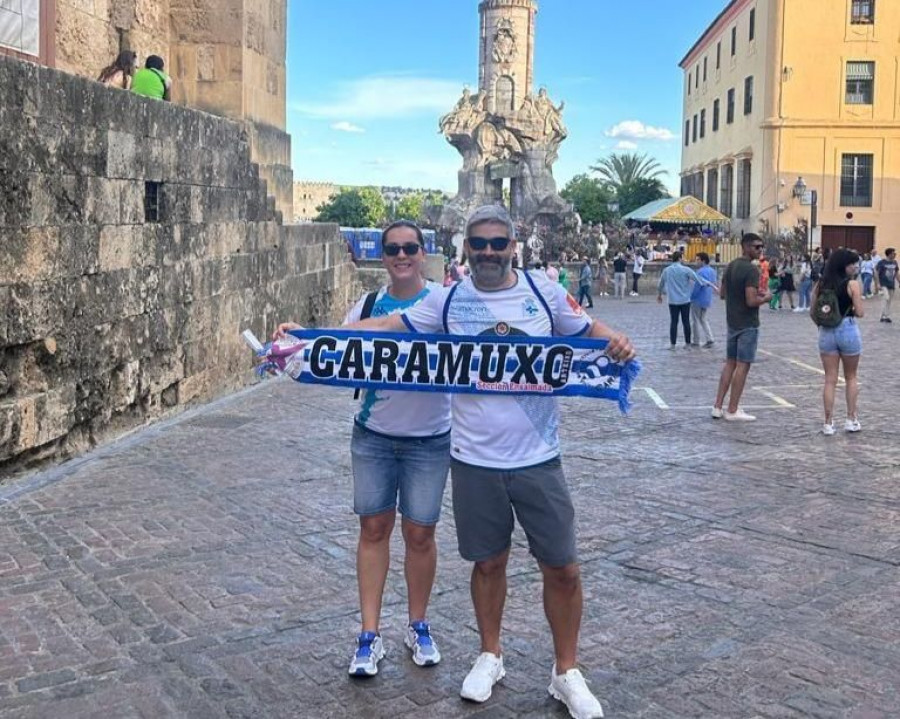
283, 329, 640, 413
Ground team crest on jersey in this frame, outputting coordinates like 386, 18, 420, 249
566, 293, 584, 316
494, 322, 511, 336
522, 298, 540, 317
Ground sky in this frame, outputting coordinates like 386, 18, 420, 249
286, 0, 728, 195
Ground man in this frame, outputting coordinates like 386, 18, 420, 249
277, 221, 452, 677
712, 233, 773, 421
875, 247, 897, 323
612, 252, 628, 299
578, 257, 594, 308
131, 55, 172, 101
690, 252, 718, 348
347, 205, 635, 719
657, 251, 704, 349
630, 251, 645, 296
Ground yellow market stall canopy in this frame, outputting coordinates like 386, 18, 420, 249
623, 197, 730, 226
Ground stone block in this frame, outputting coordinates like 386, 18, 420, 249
107, 130, 139, 179
98, 225, 148, 272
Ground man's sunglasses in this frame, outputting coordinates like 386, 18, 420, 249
383, 242, 422, 257
468, 236, 511, 251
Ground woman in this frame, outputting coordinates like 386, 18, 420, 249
779, 255, 797, 310
596, 256, 609, 296
98, 51, 137, 90
811, 248, 864, 435
796, 254, 813, 312
859, 253, 875, 298
767, 260, 781, 310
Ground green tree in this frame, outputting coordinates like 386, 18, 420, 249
560, 174, 615, 225
315, 187, 386, 227
394, 192, 425, 222
616, 177, 669, 216
590, 152, 667, 194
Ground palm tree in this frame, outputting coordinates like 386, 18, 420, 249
590, 152, 667, 193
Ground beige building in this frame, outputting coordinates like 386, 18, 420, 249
1, 0, 293, 218
293, 182, 340, 223
680, 0, 900, 253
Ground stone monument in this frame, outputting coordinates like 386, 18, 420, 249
438, 0, 575, 235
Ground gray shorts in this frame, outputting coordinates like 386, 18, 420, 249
450, 457, 577, 567
726, 326, 759, 363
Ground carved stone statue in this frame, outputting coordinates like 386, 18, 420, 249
492, 19, 517, 63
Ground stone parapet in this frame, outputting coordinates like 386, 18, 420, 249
0, 55, 357, 478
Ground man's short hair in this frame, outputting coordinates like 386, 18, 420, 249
146, 55, 165, 71
671, 251, 682, 262
697, 252, 710, 264
886, 247, 896, 256
382, 219, 424, 246
465, 205, 516, 240
742, 232, 762, 247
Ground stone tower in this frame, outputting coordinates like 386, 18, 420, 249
439, 0, 573, 234
478, 0, 536, 115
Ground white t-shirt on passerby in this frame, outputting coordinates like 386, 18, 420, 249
401, 270, 592, 469
633, 255, 645, 275
344, 284, 451, 438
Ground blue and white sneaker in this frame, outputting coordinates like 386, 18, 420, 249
348, 632, 385, 676
404, 621, 441, 666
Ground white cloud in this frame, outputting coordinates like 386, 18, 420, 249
331, 121, 365, 133
606, 120, 675, 142
292, 75, 463, 120
615, 140, 638, 151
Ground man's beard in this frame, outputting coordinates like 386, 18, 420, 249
471, 255, 512, 286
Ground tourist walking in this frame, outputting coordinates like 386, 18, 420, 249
690, 252, 718, 347
657, 251, 705, 349
767, 261, 782, 310
596, 256, 609, 296
860, 253, 875, 298
345, 205, 634, 719
875, 248, 897, 323
630, 251, 645, 296
779, 256, 797, 310
276, 221, 452, 678
811, 249, 865, 435
796, 254, 813, 312
612, 253, 628, 299
712, 234, 772, 421
577, 257, 594, 308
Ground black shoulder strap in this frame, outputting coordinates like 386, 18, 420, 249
353, 291, 379, 400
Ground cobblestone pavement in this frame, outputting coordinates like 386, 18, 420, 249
1, 294, 898, 719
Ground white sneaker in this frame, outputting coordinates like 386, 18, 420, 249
405, 621, 441, 666
548, 665, 605, 719
711, 407, 724, 419
348, 632, 385, 676
844, 418, 862, 433
460, 652, 505, 702
822, 423, 836, 436
724, 408, 756, 422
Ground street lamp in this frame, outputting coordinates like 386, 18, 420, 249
791, 177, 817, 253
792, 176, 807, 199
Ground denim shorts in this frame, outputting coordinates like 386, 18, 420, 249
818, 317, 862, 357
726, 326, 759, 363
350, 423, 451, 526
450, 457, 577, 567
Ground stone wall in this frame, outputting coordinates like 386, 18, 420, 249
0, 56, 357, 478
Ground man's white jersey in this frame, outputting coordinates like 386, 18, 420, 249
401, 270, 591, 469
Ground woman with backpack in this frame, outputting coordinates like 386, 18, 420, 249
796, 254, 813, 312
810, 248, 865, 436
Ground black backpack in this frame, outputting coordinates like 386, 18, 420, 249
811, 281, 846, 328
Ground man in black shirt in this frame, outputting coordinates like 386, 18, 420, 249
712, 234, 772, 421
875, 247, 897, 323
612, 253, 628, 299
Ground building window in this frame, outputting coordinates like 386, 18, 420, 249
144, 182, 162, 223
692, 114, 698, 143
840, 154, 873, 207
720, 164, 734, 217
851, 0, 875, 24
749, 8, 756, 41
736, 160, 752, 218
744, 76, 754, 114
703, 57, 708, 82
716, 42, 721, 69
687, 74, 691, 96
696, 65, 700, 89
731, 26, 737, 56
685, 120, 690, 146
713, 99, 720, 131
846, 61, 874, 104
727, 88, 735, 123
700, 109, 706, 138
707, 168, 719, 210
0, 0, 39, 56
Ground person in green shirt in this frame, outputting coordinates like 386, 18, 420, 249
131, 55, 172, 101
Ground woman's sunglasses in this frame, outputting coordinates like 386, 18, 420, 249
383, 242, 422, 257
468, 236, 511, 251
